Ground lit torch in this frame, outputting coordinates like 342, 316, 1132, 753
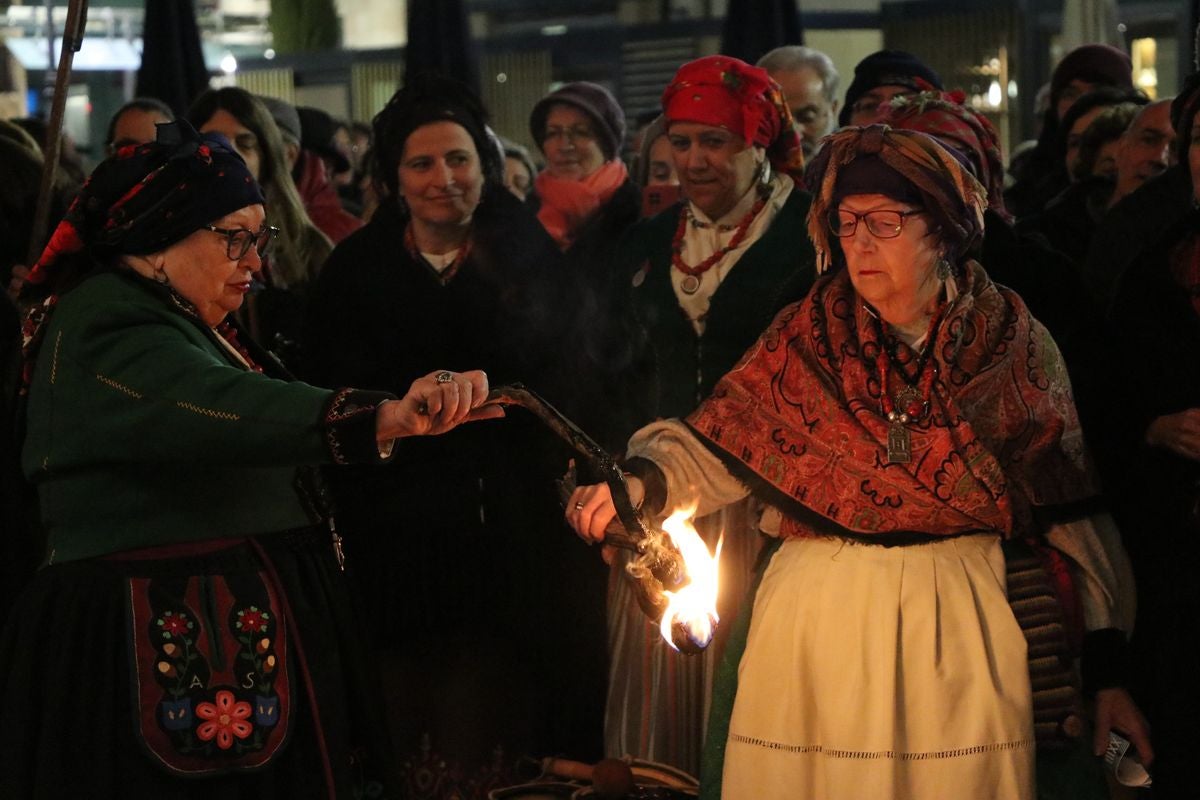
485, 384, 721, 654
656, 505, 722, 651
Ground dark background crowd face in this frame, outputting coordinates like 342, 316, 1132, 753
1114, 100, 1175, 201
200, 109, 263, 181
541, 104, 606, 180
771, 66, 837, 157
847, 85, 915, 126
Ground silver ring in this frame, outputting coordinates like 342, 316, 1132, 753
435, 371, 453, 384
574, 502, 585, 510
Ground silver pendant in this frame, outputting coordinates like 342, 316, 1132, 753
680, 274, 701, 294
895, 385, 923, 417
887, 421, 912, 464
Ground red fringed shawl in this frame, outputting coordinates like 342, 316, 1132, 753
687, 262, 1098, 539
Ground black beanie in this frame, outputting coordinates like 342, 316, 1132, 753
838, 50, 943, 126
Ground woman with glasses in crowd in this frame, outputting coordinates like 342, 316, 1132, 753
569, 125, 1145, 799
526, 82, 642, 451
0, 121, 498, 798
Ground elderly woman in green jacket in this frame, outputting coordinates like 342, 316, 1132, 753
0, 121, 498, 799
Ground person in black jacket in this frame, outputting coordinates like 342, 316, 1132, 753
302, 75, 608, 788
1104, 73, 1200, 799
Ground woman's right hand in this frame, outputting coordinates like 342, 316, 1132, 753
566, 477, 644, 545
377, 369, 504, 441
1145, 409, 1200, 461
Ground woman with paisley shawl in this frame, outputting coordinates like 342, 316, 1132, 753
568, 125, 1145, 799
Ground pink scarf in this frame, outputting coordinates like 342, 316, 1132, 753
535, 159, 629, 250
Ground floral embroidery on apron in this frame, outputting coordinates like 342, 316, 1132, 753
126, 569, 292, 776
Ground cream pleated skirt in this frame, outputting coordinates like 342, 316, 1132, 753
721, 534, 1035, 800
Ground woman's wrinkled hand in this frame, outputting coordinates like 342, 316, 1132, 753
1092, 687, 1154, 767
566, 477, 644, 549
377, 369, 504, 440
1145, 409, 1200, 461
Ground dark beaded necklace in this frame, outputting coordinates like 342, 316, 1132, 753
873, 303, 945, 464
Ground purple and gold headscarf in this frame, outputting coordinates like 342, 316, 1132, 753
805, 124, 987, 272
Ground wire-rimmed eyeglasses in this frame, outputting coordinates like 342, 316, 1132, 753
205, 225, 280, 260
828, 209, 921, 239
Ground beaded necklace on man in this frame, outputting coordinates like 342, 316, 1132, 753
671, 191, 768, 295
873, 301, 946, 464
403, 221, 473, 285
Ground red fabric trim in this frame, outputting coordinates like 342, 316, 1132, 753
104, 537, 244, 561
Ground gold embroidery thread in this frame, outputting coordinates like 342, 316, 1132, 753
729, 733, 1035, 761
95, 374, 143, 399
50, 332, 63, 384
176, 400, 240, 421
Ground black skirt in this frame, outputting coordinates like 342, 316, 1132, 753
0, 527, 398, 799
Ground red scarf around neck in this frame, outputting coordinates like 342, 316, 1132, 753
535, 159, 629, 250
687, 262, 1098, 540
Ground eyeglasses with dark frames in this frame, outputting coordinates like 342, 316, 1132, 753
828, 209, 922, 239
205, 225, 280, 260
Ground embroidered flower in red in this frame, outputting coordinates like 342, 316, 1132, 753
195, 690, 253, 749
157, 611, 193, 639
235, 606, 270, 634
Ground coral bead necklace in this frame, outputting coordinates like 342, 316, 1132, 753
671, 194, 767, 295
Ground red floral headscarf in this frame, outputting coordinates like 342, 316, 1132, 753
661, 55, 805, 184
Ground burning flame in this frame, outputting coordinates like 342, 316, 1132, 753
658, 504, 722, 651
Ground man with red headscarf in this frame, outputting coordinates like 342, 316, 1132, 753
599, 54, 817, 776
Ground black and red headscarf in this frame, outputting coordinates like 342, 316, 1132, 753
23, 120, 263, 297
19, 120, 264, 396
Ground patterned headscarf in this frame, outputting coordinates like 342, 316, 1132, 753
662, 54, 805, 184
19, 120, 264, 396
23, 120, 263, 296
881, 91, 1008, 220
806, 125, 987, 272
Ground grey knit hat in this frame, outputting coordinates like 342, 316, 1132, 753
529, 81, 626, 160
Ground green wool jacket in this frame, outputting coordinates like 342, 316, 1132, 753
23, 271, 384, 564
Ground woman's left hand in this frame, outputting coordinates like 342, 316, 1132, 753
377, 369, 505, 440
1092, 687, 1154, 767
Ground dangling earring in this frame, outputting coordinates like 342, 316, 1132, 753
936, 255, 952, 281
154, 265, 169, 285
757, 160, 772, 196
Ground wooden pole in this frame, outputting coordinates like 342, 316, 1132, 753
26, 0, 89, 268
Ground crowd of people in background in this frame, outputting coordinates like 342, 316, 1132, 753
2, 34, 1198, 800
